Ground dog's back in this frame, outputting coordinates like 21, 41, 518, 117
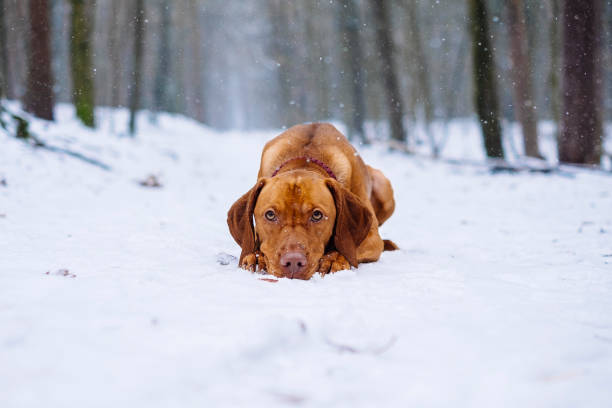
257, 123, 372, 200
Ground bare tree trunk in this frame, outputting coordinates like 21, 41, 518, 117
188, 0, 205, 123
405, 0, 436, 155
291, 3, 311, 123
108, 0, 122, 109
70, 0, 95, 127
0, 0, 11, 98
0, 51, 3, 100
174, 2, 188, 116
153, 0, 171, 114
303, 2, 331, 122
312, 15, 331, 122
605, 1, 612, 128
267, 0, 301, 127
468, 0, 504, 159
371, 0, 405, 143
607, 3, 612, 127
23, 0, 54, 120
337, 0, 367, 143
6, 2, 28, 99
106, 0, 122, 132
547, 0, 561, 144
303, 3, 318, 120
128, 0, 145, 135
506, 0, 541, 158
559, 0, 603, 165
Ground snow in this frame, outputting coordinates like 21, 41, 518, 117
1, 105, 611, 407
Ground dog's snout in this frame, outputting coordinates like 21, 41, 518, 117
279, 251, 308, 278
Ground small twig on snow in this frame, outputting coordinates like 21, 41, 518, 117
325, 335, 397, 355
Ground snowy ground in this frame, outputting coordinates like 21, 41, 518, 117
1, 105, 612, 407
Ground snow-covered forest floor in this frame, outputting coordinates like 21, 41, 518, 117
1, 105, 611, 407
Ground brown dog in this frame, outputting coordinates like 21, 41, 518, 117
227, 123, 396, 280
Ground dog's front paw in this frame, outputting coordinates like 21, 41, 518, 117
318, 251, 351, 275
240, 251, 267, 273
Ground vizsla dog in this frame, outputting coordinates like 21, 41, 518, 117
227, 123, 397, 280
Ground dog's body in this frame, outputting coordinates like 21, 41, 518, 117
228, 123, 396, 279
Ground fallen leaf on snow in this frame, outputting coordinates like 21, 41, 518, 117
45, 269, 76, 278
138, 174, 162, 188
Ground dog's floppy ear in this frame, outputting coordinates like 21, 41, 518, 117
227, 178, 267, 263
325, 179, 373, 267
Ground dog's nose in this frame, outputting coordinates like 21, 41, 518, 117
279, 252, 307, 278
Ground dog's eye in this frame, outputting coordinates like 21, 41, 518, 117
264, 210, 277, 221
311, 210, 323, 222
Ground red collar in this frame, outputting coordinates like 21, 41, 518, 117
271, 156, 337, 180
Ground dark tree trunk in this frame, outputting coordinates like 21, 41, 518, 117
23, 0, 54, 120
371, 0, 405, 143
548, 0, 561, 143
468, 0, 504, 159
108, 0, 122, 109
0, 0, 11, 98
70, 0, 95, 127
153, 0, 171, 113
559, 0, 603, 165
128, 0, 145, 135
338, 0, 367, 143
506, 0, 541, 158
607, 2, 612, 126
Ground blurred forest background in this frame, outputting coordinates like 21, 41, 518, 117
1, 0, 611, 165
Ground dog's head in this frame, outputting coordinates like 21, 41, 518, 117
227, 172, 372, 279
